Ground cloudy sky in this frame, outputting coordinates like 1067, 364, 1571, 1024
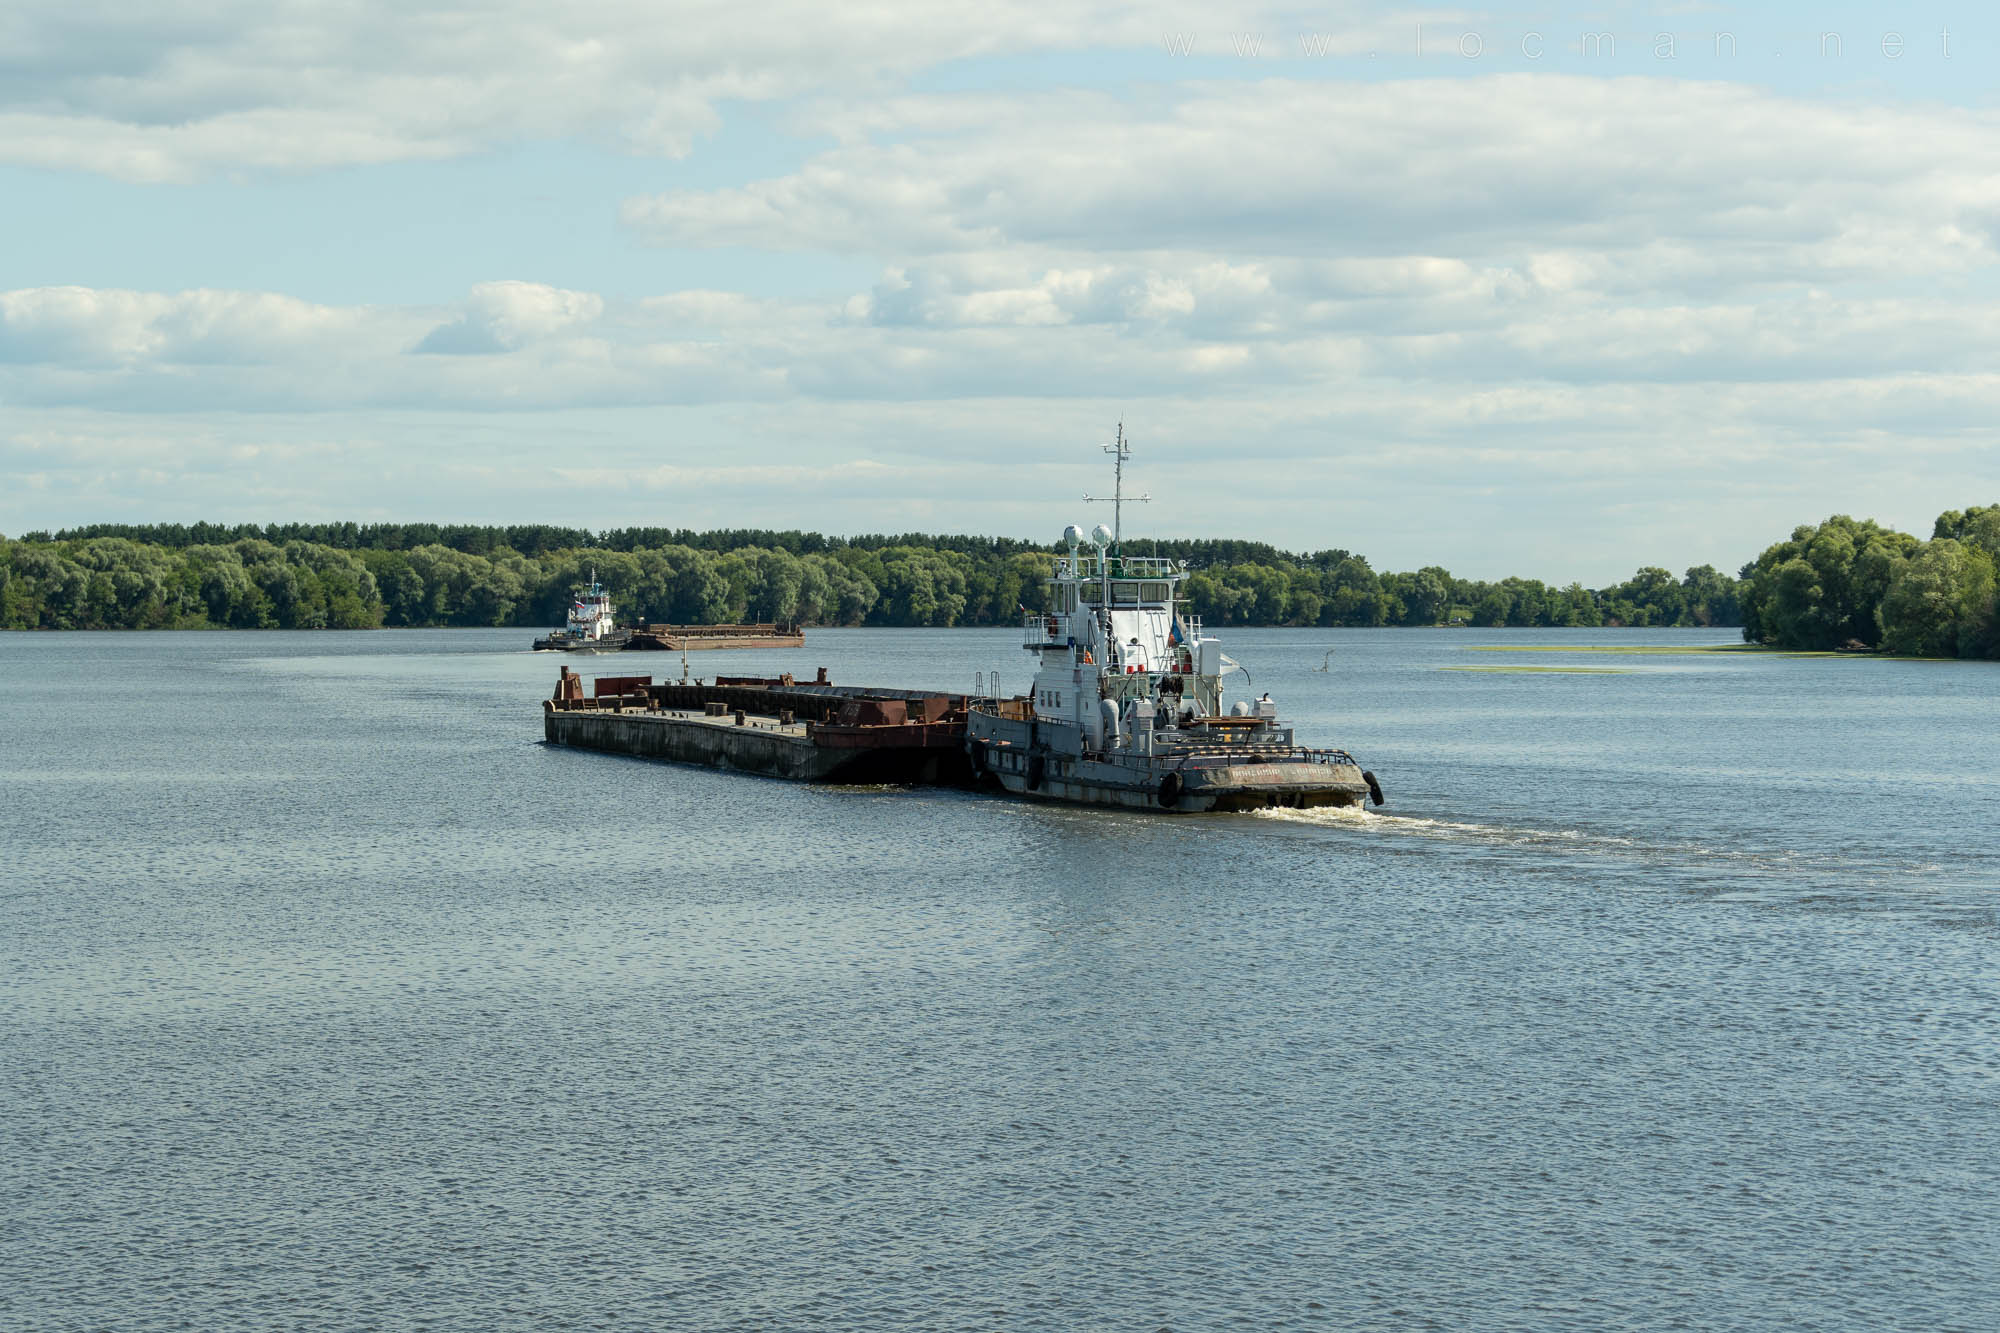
2, 2, 1994, 580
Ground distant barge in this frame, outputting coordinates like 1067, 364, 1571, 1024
534, 624, 807, 653
531, 571, 804, 653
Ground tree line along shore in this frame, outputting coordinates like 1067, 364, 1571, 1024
0, 506, 1991, 660
1, 522, 1737, 635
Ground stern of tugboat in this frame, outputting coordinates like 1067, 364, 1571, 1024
1173, 754, 1372, 812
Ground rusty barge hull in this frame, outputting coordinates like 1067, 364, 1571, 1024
625, 635, 805, 651
543, 673, 975, 786
623, 624, 804, 651
543, 709, 965, 783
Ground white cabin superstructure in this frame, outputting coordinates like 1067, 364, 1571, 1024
567, 573, 616, 641
1024, 531, 1224, 748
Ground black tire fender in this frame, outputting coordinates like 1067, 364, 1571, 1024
1362, 770, 1384, 807
1027, 754, 1046, 790
1158, 772, 1183, 809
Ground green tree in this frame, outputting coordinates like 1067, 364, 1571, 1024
1679, 565, 1739, 627
360, 550, 428, 626
1740, 516, 1919, 648
874, 548, 970, 626
1220, 564, 1292, 625
1880, 540, 1998, 658
1558, 582, 1603, 627
1388, 567, 1451, 626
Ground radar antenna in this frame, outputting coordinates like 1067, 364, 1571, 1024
1083, 422, 1150, 548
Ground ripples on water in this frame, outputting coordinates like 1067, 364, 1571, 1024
1, 628, 1995, 1331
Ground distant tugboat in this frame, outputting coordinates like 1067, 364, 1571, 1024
533, 573, 629, 653
964, 429, 1384, 813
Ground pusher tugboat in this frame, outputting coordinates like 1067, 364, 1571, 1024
532, 572, 630, 653
964, 431, 1384, 813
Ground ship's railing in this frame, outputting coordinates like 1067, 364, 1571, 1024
1147, 744, 1359, 767
1022, 611, 1066, 648
1054, 554, 1181, 580
1296, 747, 1360, 766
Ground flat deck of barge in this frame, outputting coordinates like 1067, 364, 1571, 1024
543, 668, 975, 785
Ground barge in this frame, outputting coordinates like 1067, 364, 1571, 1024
544, 667, 974, 785
624, 623, 805, 651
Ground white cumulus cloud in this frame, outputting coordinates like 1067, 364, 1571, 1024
624, 76, 2000, 290
414, 282, 606, 355
0, 0, 1395, 181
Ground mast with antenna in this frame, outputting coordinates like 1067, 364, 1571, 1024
1083, 422, 1150, 549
